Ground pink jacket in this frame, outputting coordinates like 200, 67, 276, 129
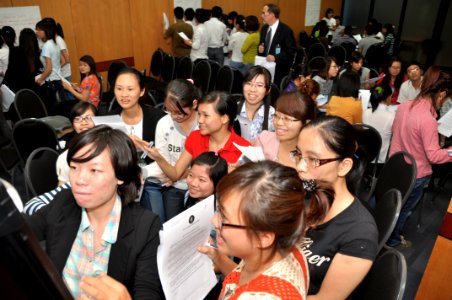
390, 98, 452, 178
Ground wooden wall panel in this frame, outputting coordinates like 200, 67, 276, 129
0, 0, 13, 7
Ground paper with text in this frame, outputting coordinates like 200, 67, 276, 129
438, 108, 452, 137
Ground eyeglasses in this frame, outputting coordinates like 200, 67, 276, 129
290, 149, 342, 168
216, 211, 247, 233
164, 107, 189, 118
73, 115, 93, 123
272, 113, 300, 124
244, 81, 267, 89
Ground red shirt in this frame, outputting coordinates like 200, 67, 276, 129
185, 129, 251, 163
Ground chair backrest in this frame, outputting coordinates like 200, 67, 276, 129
150, 48, 165, 78
357, 249, 407, 300
293, 47, 307, 67
308, 43, 326, 61
207, 60, 221, 92
341, 42, 356, 63
308, 56, 327, 76
161, 55, 176, 83
107, 60, 128, 91
176, 56, 194, 79
328, 45, 347, 69
12, 119, 60, 168
231, 68, 244, 94
215, 65, 234, 93
374, 151, 417, 207
364, 43, 385, 69
14, 89, 47, 120
353, 123, 382, 167
371, 188, 402, 252
369, 68, 379, 79
280, 74, 292, 91
193, 60, 211, 93
270, 83, 280, 107
24, 147, 60, 197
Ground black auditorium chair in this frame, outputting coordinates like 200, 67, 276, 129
176, 56, 194, 80
149, 48, 165, 78
215, 65, 234, 93
307, 42, 326, 61
161, 54, 176, 83
192, 60, 211, 94
328, 45, 347, 69
24, 147, 60, 197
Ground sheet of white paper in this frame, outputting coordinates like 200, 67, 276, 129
163, 12, 170, 30
233, 143, 265, 162
359, 89, 371, 110
177, 32, 189, 40
254, 56, 276, 83
158, 195, 217, 300
91, 115, 128, 134
305, 0, 321, 26
0, 84, 15, 112
438, 108, 452, 137
363, 73, 385, 84
353, 34, 362, 43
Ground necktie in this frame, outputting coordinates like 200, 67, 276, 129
265, 27, 272, 55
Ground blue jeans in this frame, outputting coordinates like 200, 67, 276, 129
207, 47, 224, 66
229, 61, 246, 74
140, 181, 186, 223
387, 176, 429, 246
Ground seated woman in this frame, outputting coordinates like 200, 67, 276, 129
313, 57, 339, 112
200, 116, 379, 299
62, 55, 101, 108
214, 160, 311, 298
377, 56, 406, 105
326, 70, 363, 124
235, 65, 275, 143
140, 79, 200, 222
340, 51, 370, 89
184, 151, 228, 209
299, 78, 320, 101
27, 125, 163, 299
56, 101, 97, 186
148, 91, 250, 182
363, 84, 395, 163
255, 91, 315, 168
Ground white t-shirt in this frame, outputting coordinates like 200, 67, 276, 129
40, 39, 61, 81
204, 17, 227, 48
56, 35, 71, 78
141, 114, 198, 190
190, 23, 209, 61
0, 44, 9, 84
228, 31, 249, 63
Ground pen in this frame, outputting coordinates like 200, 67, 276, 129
141, 141, 154, 160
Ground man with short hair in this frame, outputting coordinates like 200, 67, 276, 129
205, 6, 228, 66
164, 6, 193, 57
184, 8, 195, 30
258, 3, 296, 86
358, 24, 381, 56
398, 62, 423, 103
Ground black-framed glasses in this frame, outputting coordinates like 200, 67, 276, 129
217, 212, 247, 233
73, 115, 93, 123
290, 149, 342, 168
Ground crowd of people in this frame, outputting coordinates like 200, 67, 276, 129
1, 2, 452, 300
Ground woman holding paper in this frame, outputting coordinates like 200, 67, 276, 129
148, 91, 250, 182
326, 70, 362, 124
255, 91, 315, 168
388, 66, 452, 247
62, 55, 101, 108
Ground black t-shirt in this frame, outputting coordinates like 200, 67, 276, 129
302, 199, 378, 295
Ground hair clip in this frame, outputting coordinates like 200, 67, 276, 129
353, 153, 359, 159
375, 86, 383, 94
187, 78, 194, 84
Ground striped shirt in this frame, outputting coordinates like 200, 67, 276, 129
23, 183, 71, 215
62, 195, 122, 299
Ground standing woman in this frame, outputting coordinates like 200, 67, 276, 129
241, 15, 260, 72
141, 79, 200, 222
378, 56, 406, 105
235, 65, 275, 143
62, 55, 101, 108
326, 70, 363, 124
0, 26, 15, 85
108, 67, 165, 161
35, 18, 62, 114
148, 91, 251, 182
255, 91, 315, 168
228, 15, 248, 73
388, 66, 452, 247
55, 23, 71, 81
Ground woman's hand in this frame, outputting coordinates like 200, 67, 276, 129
62, 80, 72, 91
128, 135, 149, 152
80, 274, 132, 300
147, 146, 162, 161
183, 39, 192, 47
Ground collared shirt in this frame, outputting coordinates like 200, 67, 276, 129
190, 23, 209, 61
237, 103, 275, 141
185, 129, 251, 163
63, 196, 122, 299
204, 17, 227, 48
397, 78, 422, 103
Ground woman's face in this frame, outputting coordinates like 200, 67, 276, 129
187, 164, 214, 199
328, 61, 339, 78
35, 28, 45, 41
114, 73, 144, 110
69, 146, 122, 211
273, 111, 303, 143
79, 61, 91, 75
163, 94, 196, 123
351, 59, 363, 72
72, 108, 95, 134
212, 191, 255, 259
296, 127, 343, 185
243, 74, 268, 106
197, 102, 227, 136
389, 61, 402, 77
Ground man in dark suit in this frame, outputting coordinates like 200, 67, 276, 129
258, 3, 296, 86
